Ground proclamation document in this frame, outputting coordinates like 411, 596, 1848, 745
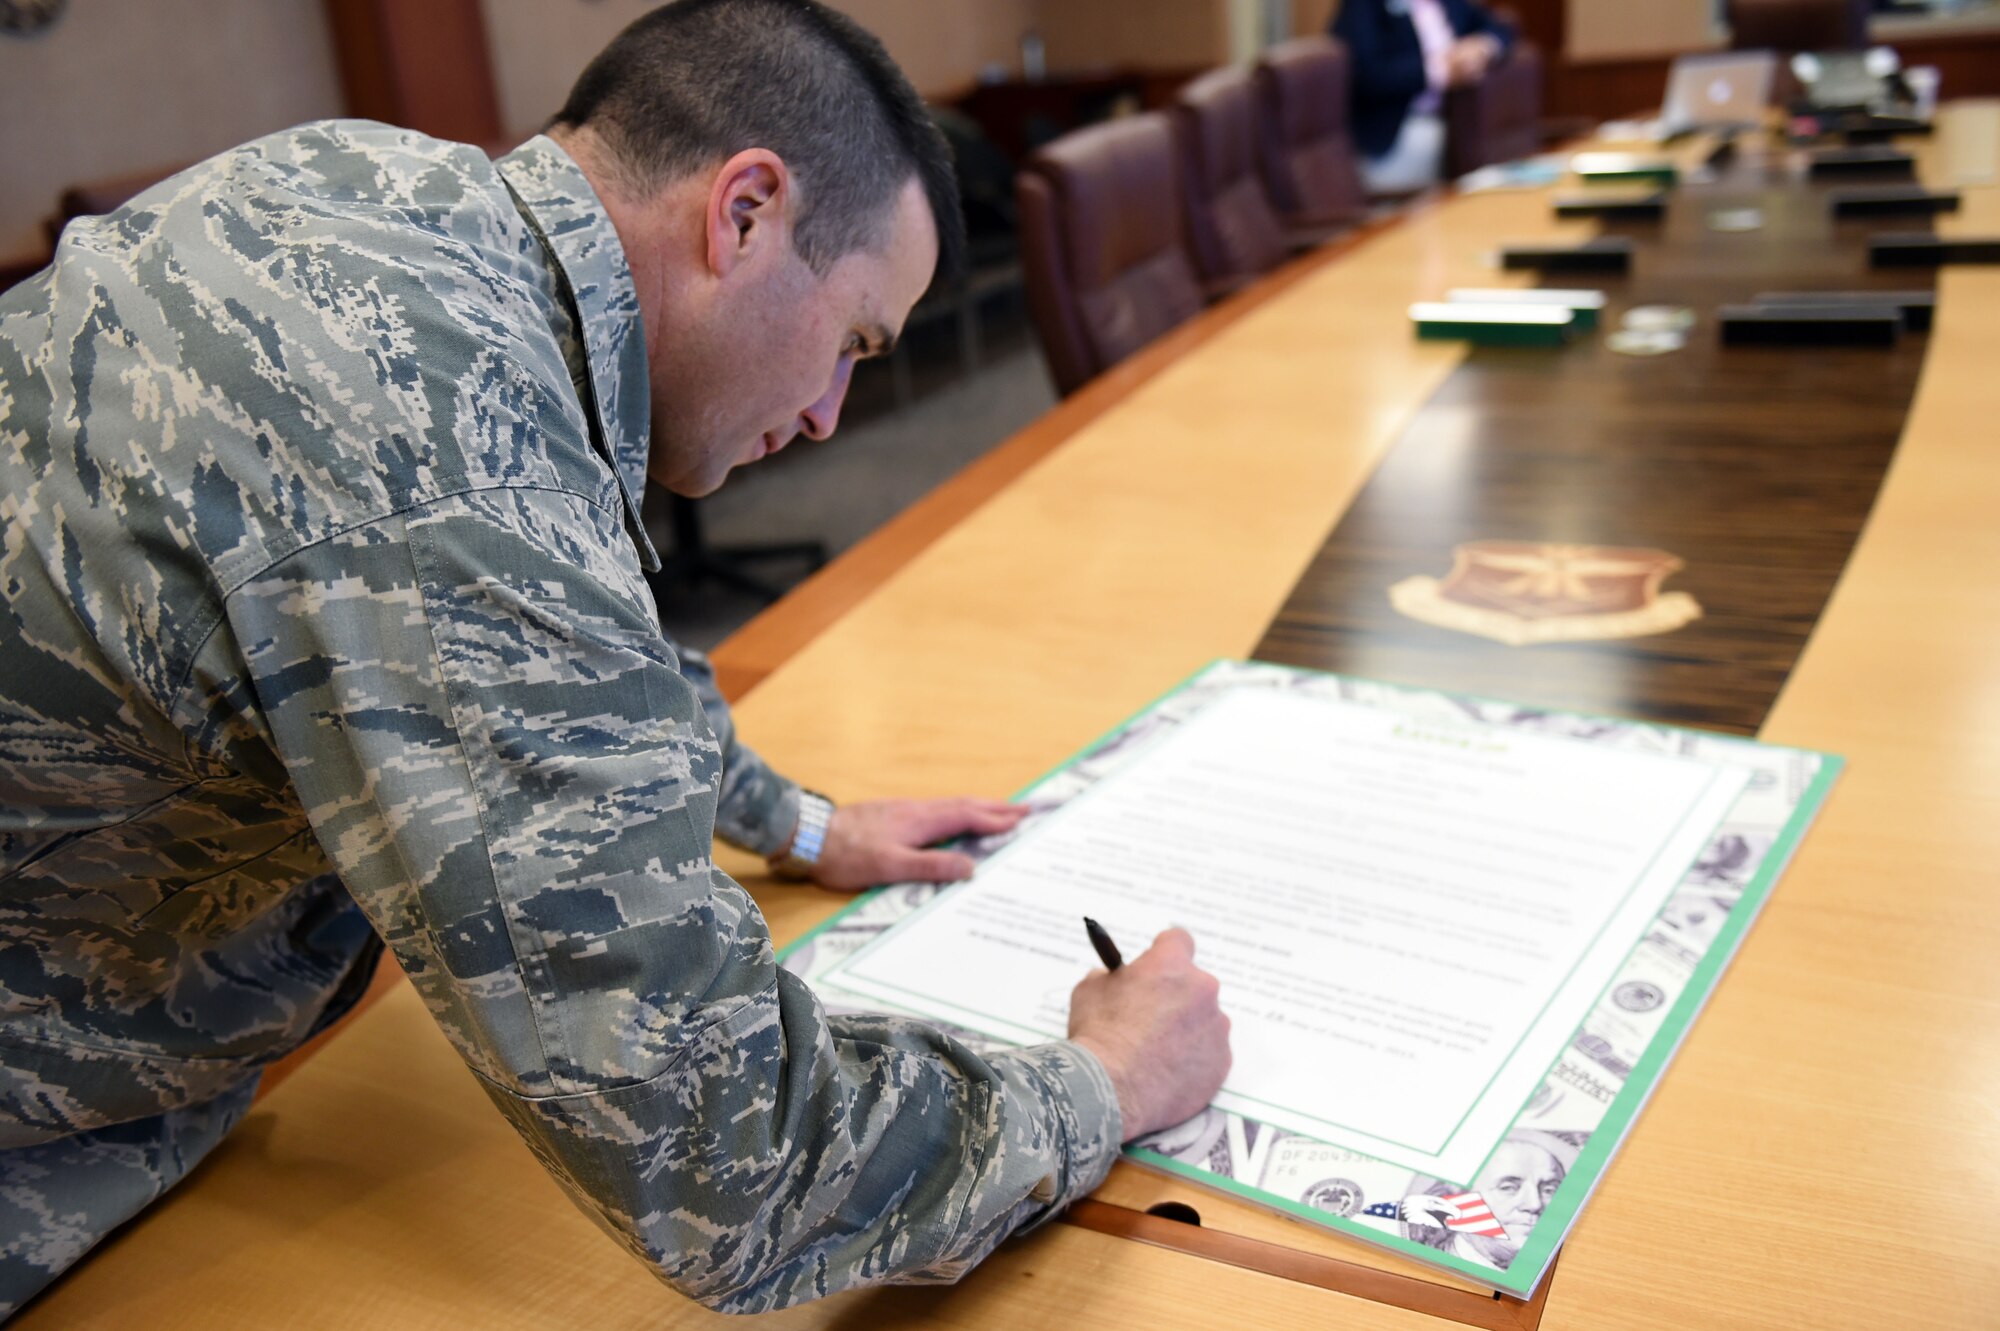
826, 687, 1748, 1182
795, 663, 1838, 1294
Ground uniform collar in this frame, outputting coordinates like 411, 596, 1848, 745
497, 135, 660, 572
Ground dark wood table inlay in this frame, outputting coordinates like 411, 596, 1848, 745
1254, 151, 1937, 735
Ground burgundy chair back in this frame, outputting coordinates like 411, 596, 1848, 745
1253, 36, 1368, 229
1443, 42, 1545, 178
1727, 0, 1870, 51
1171, 65, 1290, 290
1017, 113, 1206, 398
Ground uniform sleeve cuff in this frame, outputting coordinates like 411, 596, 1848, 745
730, 780, 800, 859
1005, 1040, 1123, 1219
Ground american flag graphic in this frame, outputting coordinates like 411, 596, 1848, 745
1363, 1193, 1510, 1241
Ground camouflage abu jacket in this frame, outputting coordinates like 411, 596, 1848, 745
0, 123, 1118, 1316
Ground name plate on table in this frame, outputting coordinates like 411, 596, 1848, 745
1500, 238, 1634, 274
1807, 145, 1917, 178
1569, 152, 1679, 186
1870, 234, 2000, 266
781, 662, 1840, 1298
1828, 185, 1961, 217
1447, 287, 1606, 331
1751, 288, 1935, 331
1719, 304, 1904, 347
1832, 112, 1933, 142
1409, 302, 1575, 347
1554, 191, 1668, 221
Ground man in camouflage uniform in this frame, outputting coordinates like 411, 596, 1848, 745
0, 0, 1231, 1316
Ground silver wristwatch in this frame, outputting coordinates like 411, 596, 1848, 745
771, 790, 835, 879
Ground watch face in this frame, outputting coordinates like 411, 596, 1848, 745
0, 0, 68, 37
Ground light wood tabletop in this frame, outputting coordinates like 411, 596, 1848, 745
19, 105, 2000, 1328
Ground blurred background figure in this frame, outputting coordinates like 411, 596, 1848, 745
1331, 0, 1516, 192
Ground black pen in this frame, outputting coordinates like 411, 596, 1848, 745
1083, 916, 1123, 972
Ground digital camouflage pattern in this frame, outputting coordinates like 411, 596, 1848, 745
0, 122, 1118, 1316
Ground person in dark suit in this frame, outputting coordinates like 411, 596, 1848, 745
1332, 0, 1516, 192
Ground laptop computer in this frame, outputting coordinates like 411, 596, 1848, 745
1660, 51, 1778, 135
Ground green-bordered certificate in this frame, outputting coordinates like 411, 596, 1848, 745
778, 661, 1839, 1297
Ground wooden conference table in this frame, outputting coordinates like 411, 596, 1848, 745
22, 106, 2000, 1329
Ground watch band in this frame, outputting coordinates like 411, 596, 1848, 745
771, 790, 835, 879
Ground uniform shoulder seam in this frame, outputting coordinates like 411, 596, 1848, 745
168, 480, 630, 767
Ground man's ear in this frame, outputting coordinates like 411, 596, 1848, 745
704, 149, 792, 279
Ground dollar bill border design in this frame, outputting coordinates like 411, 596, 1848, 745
778, 660, 1842, 1297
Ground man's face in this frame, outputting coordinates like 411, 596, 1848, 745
1476, 1140, 1563, 1236
646, 177, 937, 497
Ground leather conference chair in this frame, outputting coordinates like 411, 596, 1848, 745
1442, 39, 1546, 178
1253, 36, 1369, 239
1017, 113, 1207, 399
1727, 0, 1870, 52
1171, 65, 1292, 299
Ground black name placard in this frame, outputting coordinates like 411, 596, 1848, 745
1499, 238, 1634, 273
1870, 234, 2000, 267
1719, 304, 1903, 347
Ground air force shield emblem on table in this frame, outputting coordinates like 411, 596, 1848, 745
1390, 540, 1702, 646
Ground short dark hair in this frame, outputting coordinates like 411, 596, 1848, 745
553, 0, 965, 283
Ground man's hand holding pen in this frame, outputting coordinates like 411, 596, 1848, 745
1067, 925, 1233, 1142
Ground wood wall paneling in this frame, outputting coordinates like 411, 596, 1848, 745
1889, 33, 2000, 105
1542, 16, 2000, 122
1564, 0, 1717, 62
1544, 57, 1677, 121
323, 0, 503, 145
1036, 0, 1231, 72
1500, 0, 1566, 53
